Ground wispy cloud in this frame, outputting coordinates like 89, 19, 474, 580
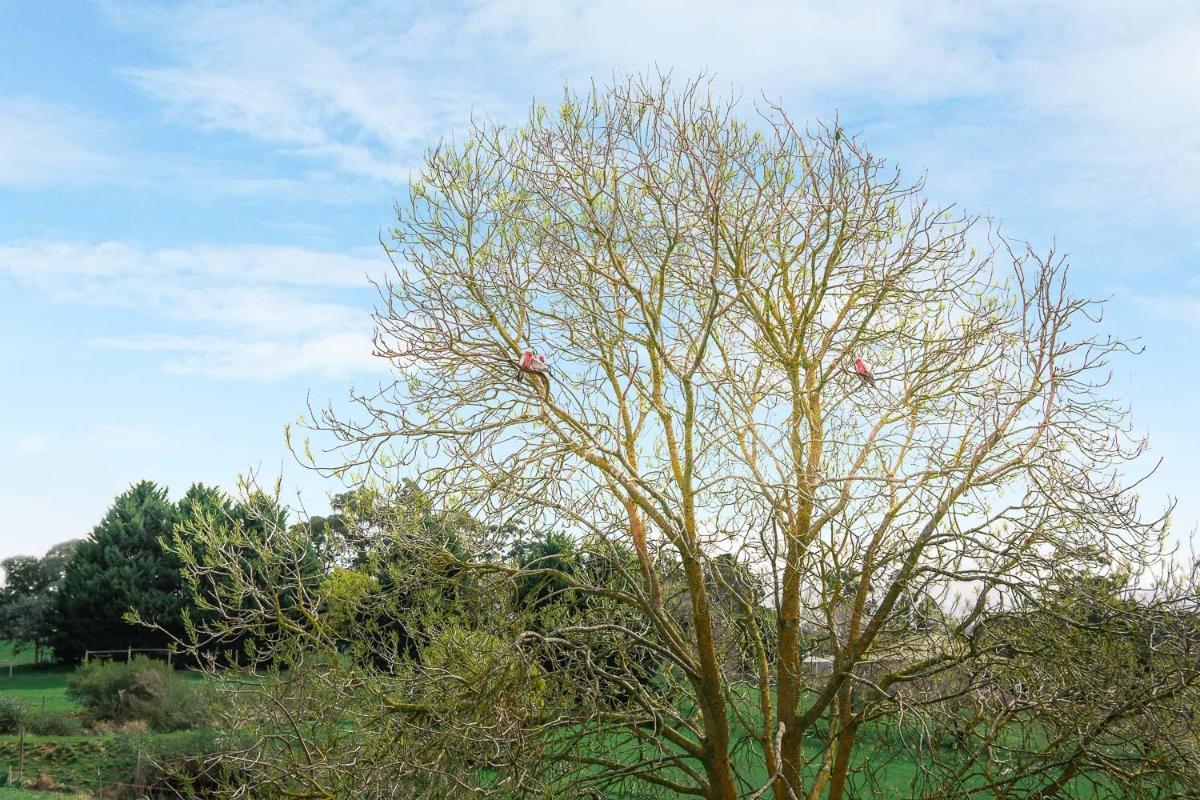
10, 425, 176, 459
0, 97, 117, 187
0, 241, 382, 293
91, 332, 380, 380
0, 240, 388, 380
110, 2, 492, 182
102, 1, 1200, 230
15, 434, 51, 457
1133, 291, 1200, 331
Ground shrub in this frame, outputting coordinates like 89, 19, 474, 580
67, 656, 209, 732
109, 730, 253, 799
22, 709, 84, 736
0, 694, 23, 733
420, 626, 549, 719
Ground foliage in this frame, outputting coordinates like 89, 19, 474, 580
316, 481, 480, 670
0, 597, 50, 661
173, 484, 317, 666
0, 558, 42, 601
20, 708, 83, 736
107, 728, 251, 799
66, 657, 208, 732
172, 74, 1197, 799
0, 540, 80, 660
0, 695, 22, 734
420, 625, 549, 722
50, 482, 184, 663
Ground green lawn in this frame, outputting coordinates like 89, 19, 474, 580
0, 650, 203, 716
0, 665, 77, 715
0, 643, 45, 671
0, 789, 89, 799
0, 642, 69, 718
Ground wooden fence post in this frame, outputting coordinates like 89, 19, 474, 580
127, 646, 132, 663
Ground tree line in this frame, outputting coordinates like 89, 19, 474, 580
0, 480, 294, 664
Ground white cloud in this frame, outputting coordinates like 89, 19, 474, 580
100, 0, 1200, 231
1132, 294, 1200, 330
0, 240, 388, 380
111, 2, 480, 182
92, 332, 380, 380
464, 0, 1009, 99
83, 424, 177, 452
109, 0, 1008, 185
0, 98, 116, 187
9, 425, 176, 459
0, 241, 382, 294
15, 434, 50, 456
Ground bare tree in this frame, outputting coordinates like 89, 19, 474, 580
175, 75, 1197, 799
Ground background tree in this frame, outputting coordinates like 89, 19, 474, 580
331, 482, 482, 669
181, 75, 1194, 799
51, 481, 185, 662
166, 481, 326, 668
0, 539, 80, 662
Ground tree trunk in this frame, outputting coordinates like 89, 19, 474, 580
682, 550, 739, 800
826, 683, 859, 800
775, 559, 804, 800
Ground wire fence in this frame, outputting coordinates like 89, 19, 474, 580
83, 646, 177, 666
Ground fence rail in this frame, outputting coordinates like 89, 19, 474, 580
83, 647, 175, 665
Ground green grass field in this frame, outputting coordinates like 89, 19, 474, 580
0, 667, 77, 716
0, 643, 71, 718
0, 643, 1139, 798
0, 643, 32, 667
0, 647, 205, 795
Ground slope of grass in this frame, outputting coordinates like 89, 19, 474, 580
0, 734, 110, 792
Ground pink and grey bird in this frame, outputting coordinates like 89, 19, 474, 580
517, 350, 551, 377
852, 357, 876, 388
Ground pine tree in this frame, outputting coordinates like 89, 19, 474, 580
51, 481, 184, 662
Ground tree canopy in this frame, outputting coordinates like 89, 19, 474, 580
51, 481, 186, 662
177, 75, 1198, 800
0, 540, 80, 662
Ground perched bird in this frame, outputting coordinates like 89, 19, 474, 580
851, 357, 876, 388
516, 350, 552, 379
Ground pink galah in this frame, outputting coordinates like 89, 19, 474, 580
852, 357, 877, 388
516, 350, 552, 378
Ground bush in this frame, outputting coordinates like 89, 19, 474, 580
109, 730, 253, 799
420, 626, 549, 719
67, 656, 209, 732
0, 694, 23, 733
22, 709, 84, 736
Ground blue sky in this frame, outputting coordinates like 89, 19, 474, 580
1, 0, 1197, 558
